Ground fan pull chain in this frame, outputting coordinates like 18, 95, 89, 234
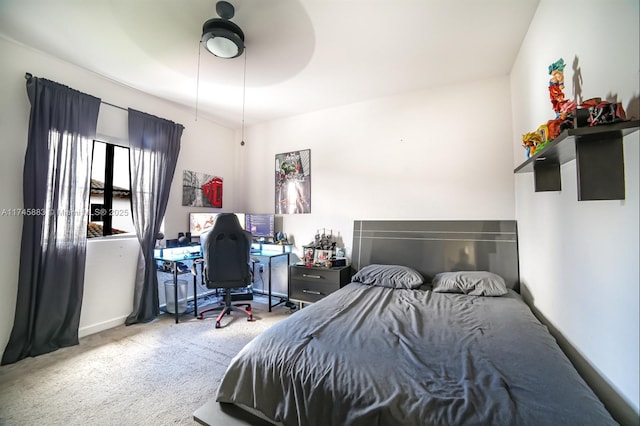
195, 41, 202, 121
241, 48, 247, 145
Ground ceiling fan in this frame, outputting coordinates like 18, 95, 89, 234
201, 1, 245, 59
198, 1, 248, 144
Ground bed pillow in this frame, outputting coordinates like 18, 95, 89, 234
352, 264, 424, 289
431, 271, 508, 296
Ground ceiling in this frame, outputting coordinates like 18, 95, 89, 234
0, 0, 540, 129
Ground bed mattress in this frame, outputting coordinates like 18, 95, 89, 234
216, 283, 616, 425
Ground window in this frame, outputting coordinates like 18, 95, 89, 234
88, 140, 135, 238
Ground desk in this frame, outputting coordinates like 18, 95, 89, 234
252, 251, 291, 312
155, 249, 202, 324
155, 247, 291, 320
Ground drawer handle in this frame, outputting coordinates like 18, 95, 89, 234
302, 274, 322, 279
302, 289, 323, 295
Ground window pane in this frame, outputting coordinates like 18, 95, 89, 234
87, 141, 135, 238
111, 145, 134, 235
91, 141, 106, 183
88, 142, 106, 238
113, 145, 130, 190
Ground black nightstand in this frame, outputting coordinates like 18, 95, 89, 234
289, 265, 351, 307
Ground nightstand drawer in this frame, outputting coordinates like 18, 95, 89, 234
289, 279, 337, 304
290, 266, 343, 282
289, 265, 351, 304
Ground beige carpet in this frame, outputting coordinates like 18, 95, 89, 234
0, 295, 294, 426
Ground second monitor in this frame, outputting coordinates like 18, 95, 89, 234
245, 214, 274, 240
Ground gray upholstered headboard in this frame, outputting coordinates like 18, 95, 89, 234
352, 220, 520, 290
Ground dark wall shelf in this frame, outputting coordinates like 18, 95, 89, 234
514, 120, 639, 200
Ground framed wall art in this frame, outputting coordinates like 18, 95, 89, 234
182, 170, 223, 208
275, 149, 311, 214
313, 249, 333, 267
303, 246, 315, 266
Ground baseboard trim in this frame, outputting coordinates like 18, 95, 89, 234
78, 315, 128, 338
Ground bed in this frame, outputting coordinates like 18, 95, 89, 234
205, 220, 616, 425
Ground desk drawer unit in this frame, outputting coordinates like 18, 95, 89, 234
289, 265, 351, 305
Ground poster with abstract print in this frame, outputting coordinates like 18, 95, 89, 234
182, 170, 223, 208
275, 149, 311, 214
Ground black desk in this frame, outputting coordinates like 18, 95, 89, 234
154, 250, 203, 324
252, 251, 291, 312
155, 247, 291, 321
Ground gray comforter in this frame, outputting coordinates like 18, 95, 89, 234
216, 283, 616, 425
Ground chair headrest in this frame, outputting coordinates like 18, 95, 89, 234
209, 213, 243, 233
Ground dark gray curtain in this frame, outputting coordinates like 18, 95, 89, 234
125, 109, 183, 325
2, 76, 100, 365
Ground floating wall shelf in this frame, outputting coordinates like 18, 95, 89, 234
514, 120, 639, 200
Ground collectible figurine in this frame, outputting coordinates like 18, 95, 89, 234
580, 97, 627, 126
545, 58, 577, 139
522, 131, 543, 158
548, 58, 568, 115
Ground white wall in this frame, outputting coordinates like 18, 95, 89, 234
0, 36, 238, 350
79, 238, 140, 337
238, 76, 516, 256
510, 0, 639, 422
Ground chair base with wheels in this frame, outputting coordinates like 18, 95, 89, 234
198, 288, 255, 328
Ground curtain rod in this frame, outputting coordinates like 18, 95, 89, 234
101, 100, 127, 112
24, 72, 127, 112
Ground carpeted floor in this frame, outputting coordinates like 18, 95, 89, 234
0, 295, 294, 426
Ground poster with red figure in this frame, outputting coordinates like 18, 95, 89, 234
275, 149, 311, 214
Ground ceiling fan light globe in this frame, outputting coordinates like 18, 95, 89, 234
206, 36, 240, 58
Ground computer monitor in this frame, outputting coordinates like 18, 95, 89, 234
189, 212, 245, 237
245, 214, 275, 239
